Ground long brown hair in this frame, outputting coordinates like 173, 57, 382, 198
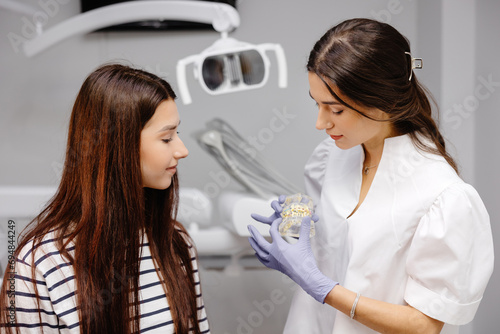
1, 64, 201, 333
307, 18, 458, 173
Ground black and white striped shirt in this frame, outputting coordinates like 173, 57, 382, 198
12, 230, 210, 333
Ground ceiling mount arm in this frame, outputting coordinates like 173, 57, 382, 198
0, 0, 38, 16
22, 0, 240, 57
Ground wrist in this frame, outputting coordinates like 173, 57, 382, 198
307, 269, 338, 304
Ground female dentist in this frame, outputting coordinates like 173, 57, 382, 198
248, 18, 494, 334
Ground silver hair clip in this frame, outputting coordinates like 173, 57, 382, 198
405, 51, 423, 81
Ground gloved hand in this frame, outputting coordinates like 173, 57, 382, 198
250, 194, 287, 225
247, 216, 338, 303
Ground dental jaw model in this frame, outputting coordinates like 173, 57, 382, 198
279, 193, 315, 238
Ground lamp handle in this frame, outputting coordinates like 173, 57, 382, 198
261, 43, 288, 89
274, 44, 288, 88
176, 56, 197, 105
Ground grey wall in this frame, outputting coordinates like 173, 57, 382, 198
472, 1, 500, 333
1, 0, 498, 333
0, 0, 418, 191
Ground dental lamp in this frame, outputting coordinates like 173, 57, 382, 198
176, 36, 287, 104
2, 0, 287, 103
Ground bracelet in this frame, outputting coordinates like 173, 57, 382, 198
350, 292, 361, 319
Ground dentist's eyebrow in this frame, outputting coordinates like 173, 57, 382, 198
157, 120, 181, 133
308, 91, 342, 105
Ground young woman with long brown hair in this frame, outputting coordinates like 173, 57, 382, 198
249, 18, 494, 333
0, 64, 209, 333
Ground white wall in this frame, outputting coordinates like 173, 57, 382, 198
1, 0, 498, 333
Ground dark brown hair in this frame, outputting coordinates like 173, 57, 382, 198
307, 18, 458, 173
1, 64, 201, 333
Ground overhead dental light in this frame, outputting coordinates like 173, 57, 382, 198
0, 0, 287, 104
176, 36, 287, 104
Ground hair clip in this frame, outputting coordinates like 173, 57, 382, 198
404, 51, 423, 81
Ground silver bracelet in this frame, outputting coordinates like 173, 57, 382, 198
350, 292, 361, 319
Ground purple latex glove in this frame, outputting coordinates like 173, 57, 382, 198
250, 195, 287, 225
251, 195, 319, 226
247, 216, 338, 303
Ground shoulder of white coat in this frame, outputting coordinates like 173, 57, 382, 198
305, 137, 363, 181
304, 138, 337, 180
307, 137, 337, 162
384, 135, 462, 197
428, 181, 489, 223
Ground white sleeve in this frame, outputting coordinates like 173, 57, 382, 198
404, 182, 494, 325
304, 138, 334, 201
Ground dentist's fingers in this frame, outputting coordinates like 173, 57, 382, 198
250, 196, 286, 225
251, 213, 276, 225
247, 225, 272, 252
271, 200, 283, 214
248, 236, 269, 260
253, 251, 271, 267
299, 216, 312, 244
311, 213, 319, 222
268, 218, 284, 242
300, 196, 310, 204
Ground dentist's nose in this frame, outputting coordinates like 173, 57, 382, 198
316, 111, 333, 130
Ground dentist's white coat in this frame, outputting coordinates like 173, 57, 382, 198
284, 134, 494, 334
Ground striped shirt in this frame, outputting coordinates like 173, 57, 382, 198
12, 230, 210, 333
